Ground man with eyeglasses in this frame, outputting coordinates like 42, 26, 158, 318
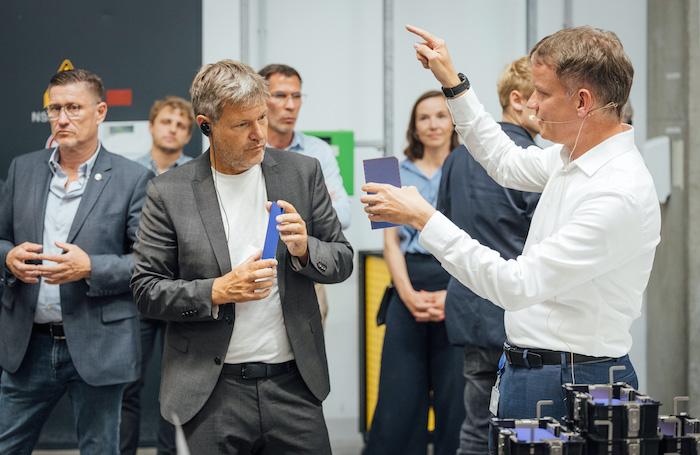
0, 69, 150, 454
258, 64, 350, 326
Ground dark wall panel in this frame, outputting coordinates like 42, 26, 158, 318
0, 0, 203, 178
0, 0, 202, 448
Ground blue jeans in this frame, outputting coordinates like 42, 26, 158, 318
488, 353, 638, 453
0, 332, 126, 455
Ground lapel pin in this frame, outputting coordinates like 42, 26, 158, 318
94, 173, 103, 181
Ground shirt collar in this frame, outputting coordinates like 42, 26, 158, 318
174, 153, 190, 166
401, 158, 437, 180
48, 143, 101, 179
561, 126, 636, 177
142, 151, 190, 174
286, 131, 304, 151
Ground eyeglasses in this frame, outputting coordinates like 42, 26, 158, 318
270, 92, 304, 104
45, 103, 88, 120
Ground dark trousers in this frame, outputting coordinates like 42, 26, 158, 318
365, 254, 465, 455
120, 318, 174, 455
183, 366, 330, 455
457, 346, 502, 455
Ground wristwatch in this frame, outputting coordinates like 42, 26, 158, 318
441, 73, 470, 98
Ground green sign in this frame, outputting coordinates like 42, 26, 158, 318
303, 130, 354, 195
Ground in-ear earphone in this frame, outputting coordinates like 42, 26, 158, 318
200, 122, 211, 136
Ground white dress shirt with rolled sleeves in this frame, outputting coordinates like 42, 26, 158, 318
419, 89, 661, 358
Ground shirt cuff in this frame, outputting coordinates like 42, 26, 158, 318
419, 211, 470, 255
446, 88, 482, 125
212, 304, 220, 319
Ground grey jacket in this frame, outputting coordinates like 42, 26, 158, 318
0, 148, 151, 386
131, 149, 354, 425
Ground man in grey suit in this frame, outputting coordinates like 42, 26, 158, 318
0, 69, 151, 454
131, 60, 353, 454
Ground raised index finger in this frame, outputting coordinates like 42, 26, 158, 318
406, 24, 437, 45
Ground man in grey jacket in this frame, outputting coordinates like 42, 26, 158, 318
0, 69, 150, 454
131, 60, 353, 454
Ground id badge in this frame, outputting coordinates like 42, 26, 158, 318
489, 375, 501, 416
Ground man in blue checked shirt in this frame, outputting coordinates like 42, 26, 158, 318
259, 63, 351, 324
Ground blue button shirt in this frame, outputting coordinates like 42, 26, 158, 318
35, 145, 101, 323
399, 159, 442, 254
284, 132, 351, 230
134, 151, 191, 175
438, 123, 540, 348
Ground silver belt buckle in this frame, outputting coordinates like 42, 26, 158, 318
50, 324, 66, 340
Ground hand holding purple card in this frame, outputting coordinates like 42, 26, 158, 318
362, 157, 402, 229
262, 202, 284, 259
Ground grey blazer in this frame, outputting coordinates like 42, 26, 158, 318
0, 148, 151, 386
131, 149, 354, 425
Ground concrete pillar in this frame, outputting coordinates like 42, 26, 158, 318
646, 0, 697, 413
685, 0, 700, 417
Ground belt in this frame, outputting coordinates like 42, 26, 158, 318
33, 323, 66, 340
222, 360, 296, 379
503, 343, 614, 368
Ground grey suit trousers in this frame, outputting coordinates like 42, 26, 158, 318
183, 367, 331, 455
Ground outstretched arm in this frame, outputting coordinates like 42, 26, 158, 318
406, 25, 553, 192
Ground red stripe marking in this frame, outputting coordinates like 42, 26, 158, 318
106, 89, 132, 106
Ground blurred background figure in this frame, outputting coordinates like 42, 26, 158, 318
621, 100, 634, 125
259, 64, 351, 326
134, 96, 194, 176
364, 91, 464, 455
121, 96, 195, 455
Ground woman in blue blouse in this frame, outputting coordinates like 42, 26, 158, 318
366, 91, 465, 455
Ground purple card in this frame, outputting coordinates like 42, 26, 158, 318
263, 202, 284, 259
363, 157, 401, 230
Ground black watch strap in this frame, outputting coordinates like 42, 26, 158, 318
441, 73, 470, 98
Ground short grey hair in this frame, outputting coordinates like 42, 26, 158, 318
190, 59, 269, 123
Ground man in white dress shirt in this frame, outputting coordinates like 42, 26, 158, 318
362, 25, 660, 424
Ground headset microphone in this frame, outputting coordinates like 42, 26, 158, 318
529, 115, 577, 124
529, 102, 619, 125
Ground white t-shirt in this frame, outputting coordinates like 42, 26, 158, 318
212, 164, 294, 364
